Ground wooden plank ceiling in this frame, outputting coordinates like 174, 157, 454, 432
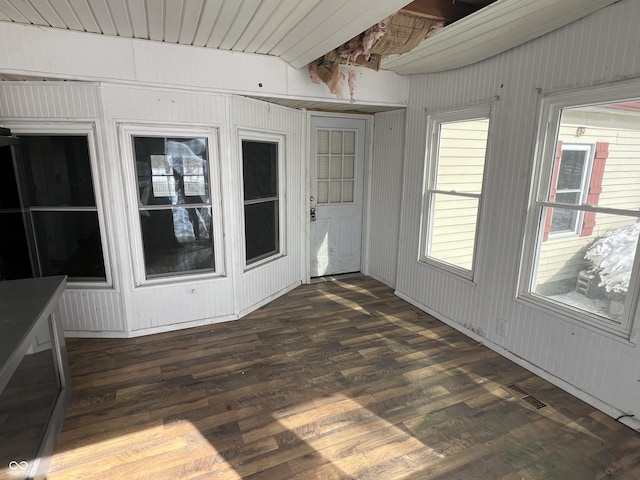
0, 0, 622, 75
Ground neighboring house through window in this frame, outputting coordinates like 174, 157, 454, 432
544, 142, 609, 240
519, 83, 640, 338
420, 103, 493, 278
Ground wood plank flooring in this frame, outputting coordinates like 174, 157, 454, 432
47, 276, 640, 479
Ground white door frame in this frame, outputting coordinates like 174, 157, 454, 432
304, 112, 373, 283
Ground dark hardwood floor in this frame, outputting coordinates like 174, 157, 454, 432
47, 276, 640, 479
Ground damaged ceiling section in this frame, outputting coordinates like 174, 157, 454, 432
308, 0, 496, 100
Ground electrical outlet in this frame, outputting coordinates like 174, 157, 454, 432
496, 318, 508, 337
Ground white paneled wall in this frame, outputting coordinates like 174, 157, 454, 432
100, 85, 237, 334
394, 0, 640, 421
0, 82, 127, 334
368, 109, 405, 287
0, 82, 101, 118
229, 96, 305, 315
0, 82, 307, 336
59, 290, 125, 334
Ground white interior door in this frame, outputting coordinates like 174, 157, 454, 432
310, 116, 366, 277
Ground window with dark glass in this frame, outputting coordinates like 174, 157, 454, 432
18, 135, 106, 281
132, 136, 214, 277
242, 140, 280, 266
0, 142, 32, 280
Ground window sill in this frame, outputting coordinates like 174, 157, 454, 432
135, 271, 226, 288
417, 257, 477, 287
65, 280, 112, 290
244, 253, 286, 272
515, 292, 635, 345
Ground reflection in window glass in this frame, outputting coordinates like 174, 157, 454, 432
242, 140, 280, 265
140, 208, 214, 276
529, 100, 640, 328
133, 136, 214, 278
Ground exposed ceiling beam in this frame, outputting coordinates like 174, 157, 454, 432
400, 0, 480, 22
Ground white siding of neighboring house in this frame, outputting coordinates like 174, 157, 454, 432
427, 119, 489, 271
535, 122, 640, 288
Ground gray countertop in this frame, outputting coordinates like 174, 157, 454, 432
0, 276, 66, 371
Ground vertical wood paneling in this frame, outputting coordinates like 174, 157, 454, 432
229, 96, 305, 314
396, 0, 640, 419
60, 290, 124, 332
368, 109, 405, 287
0, 82, 128, 335
0, 82, 101, 118
99, 85, 236, 332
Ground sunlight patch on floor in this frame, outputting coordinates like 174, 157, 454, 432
275, 393, 444, 478
48, 420, 243, 480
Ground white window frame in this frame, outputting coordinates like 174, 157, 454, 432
518, 80, 640, 338
238, 129, 286, 270
548, 143, 595, 239
5, 121, 112, 288
119, 124, 225, 286
419, 103, 494, 281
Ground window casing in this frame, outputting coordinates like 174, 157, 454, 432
239, 131, 285, 268
121, 125, 224, 284
519, 82, 640, 338
419, 104, 493, 280
9, 124, 109, 286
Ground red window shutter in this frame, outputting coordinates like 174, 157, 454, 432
543, 141, 563, 241
581, 142, 609, 236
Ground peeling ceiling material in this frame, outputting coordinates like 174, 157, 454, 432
370, 12, 444, 57
308, 11, 442, 99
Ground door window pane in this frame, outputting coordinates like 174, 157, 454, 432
316, 128, 357, 205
